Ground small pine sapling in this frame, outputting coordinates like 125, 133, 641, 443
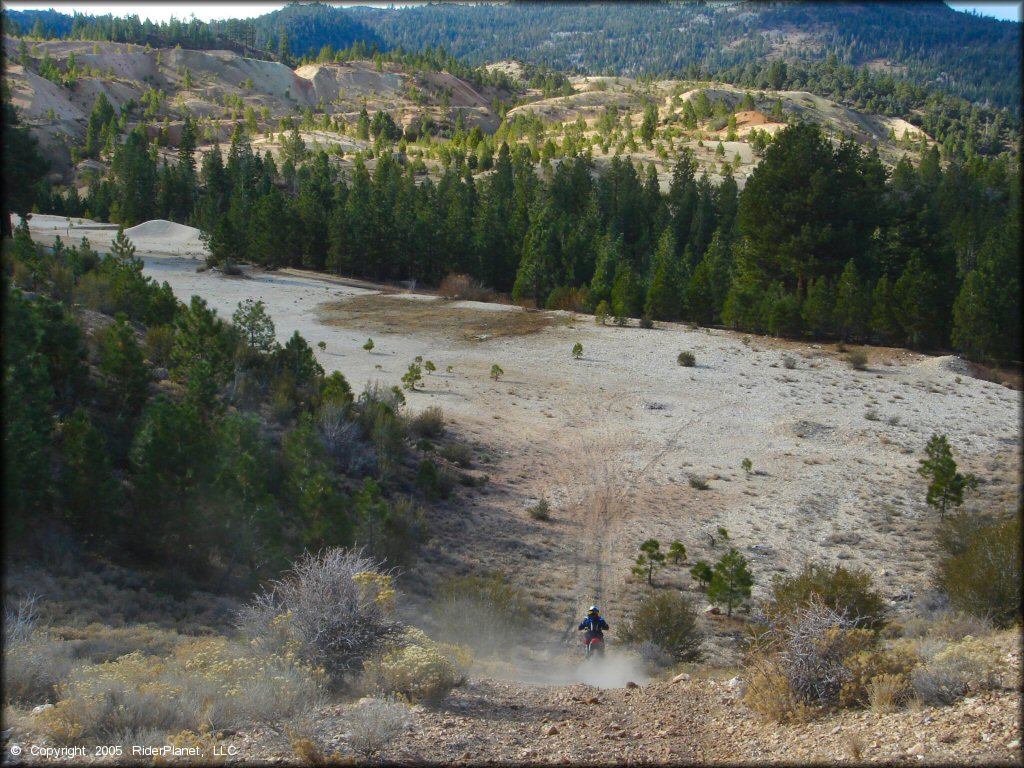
402, 362, 423, 391
595, 300, 610, 325
424, 360, 436, 375
668, 540, 687, 565
632, 538, 667, 586
741, 458, 753, 475
690, 561, 713, 590
708, 547, 753, 617
572, 342, 583, 359
363, 338, 375, 353
317, 341, 326, 352
490, 364, 503, 381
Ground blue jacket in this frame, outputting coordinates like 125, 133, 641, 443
579, 615, 609, 634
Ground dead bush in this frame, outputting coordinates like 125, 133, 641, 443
437, 273, 492, 302
745, 596, 875, 720
236, 548, 403, 687
3, 593, 41, 647
346, 695, 411, 760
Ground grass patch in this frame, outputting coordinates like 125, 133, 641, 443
317, 295, 556, 342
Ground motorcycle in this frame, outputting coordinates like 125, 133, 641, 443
583, 632, 605, 660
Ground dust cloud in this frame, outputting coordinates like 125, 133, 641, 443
470, 643, 650, 690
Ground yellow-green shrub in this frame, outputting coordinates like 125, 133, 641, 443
362, 628, 470, 704
839, 642, 921, 708
35, 637, 322, 744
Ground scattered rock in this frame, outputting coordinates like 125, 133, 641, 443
672, 673, 690, 684
545, 725, 559, 736
727, 676, 742, 688
625, 681, 639, 689
705, 605, 721, 615
31, 704, 53, 715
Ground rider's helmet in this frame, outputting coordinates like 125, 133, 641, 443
588, 605, 600, 615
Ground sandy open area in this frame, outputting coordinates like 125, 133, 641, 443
23, 216, 1022, 659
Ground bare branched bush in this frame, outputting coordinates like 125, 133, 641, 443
3, 593, 41, 647
346, 695, 411, 760
237, 548, 403, 687
746, 596, 874, 719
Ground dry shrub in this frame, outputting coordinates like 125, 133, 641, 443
743, 655, 815, 723
744, 597, 875, 721
900, 608, 993, 641
360, 628, 470, 704
3, 594, 41, 647
35, 638, 321, 744
936, 513, 1020, 627
346, 695, 411, 760
285, 722, 350, 766
839, 641, 920, 708
437, 273, 492, 302
545, 286, 588, 312
3, 634, 79, 705
236, 548, 403, 688
767, 561, 888, 632
867, 673, 911, 712
910, 636, 1003, 706
621, 591, 703, 664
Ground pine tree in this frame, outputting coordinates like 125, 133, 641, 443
708, 547, 753, 617
644, 229, 682, 321
917, 434, 977, 519
833, 258, 870, 341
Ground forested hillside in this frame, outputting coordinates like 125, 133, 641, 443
5, 1, 1020, 111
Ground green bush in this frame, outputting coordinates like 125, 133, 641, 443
766, 562, 888, 632
527, 498, 551, 521
677, 351, 696, 367
936, 513, 1020, 627
847, 350, 868, 370
409, 406, 444, 438
621, 591, 702, 664
416, 458, 454, 500
440, 441, 473, 468
688, 475, 709, 490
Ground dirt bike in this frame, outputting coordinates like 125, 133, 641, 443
583, 633, 605, 660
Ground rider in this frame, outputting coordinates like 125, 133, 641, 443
578, 605, 609, 651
